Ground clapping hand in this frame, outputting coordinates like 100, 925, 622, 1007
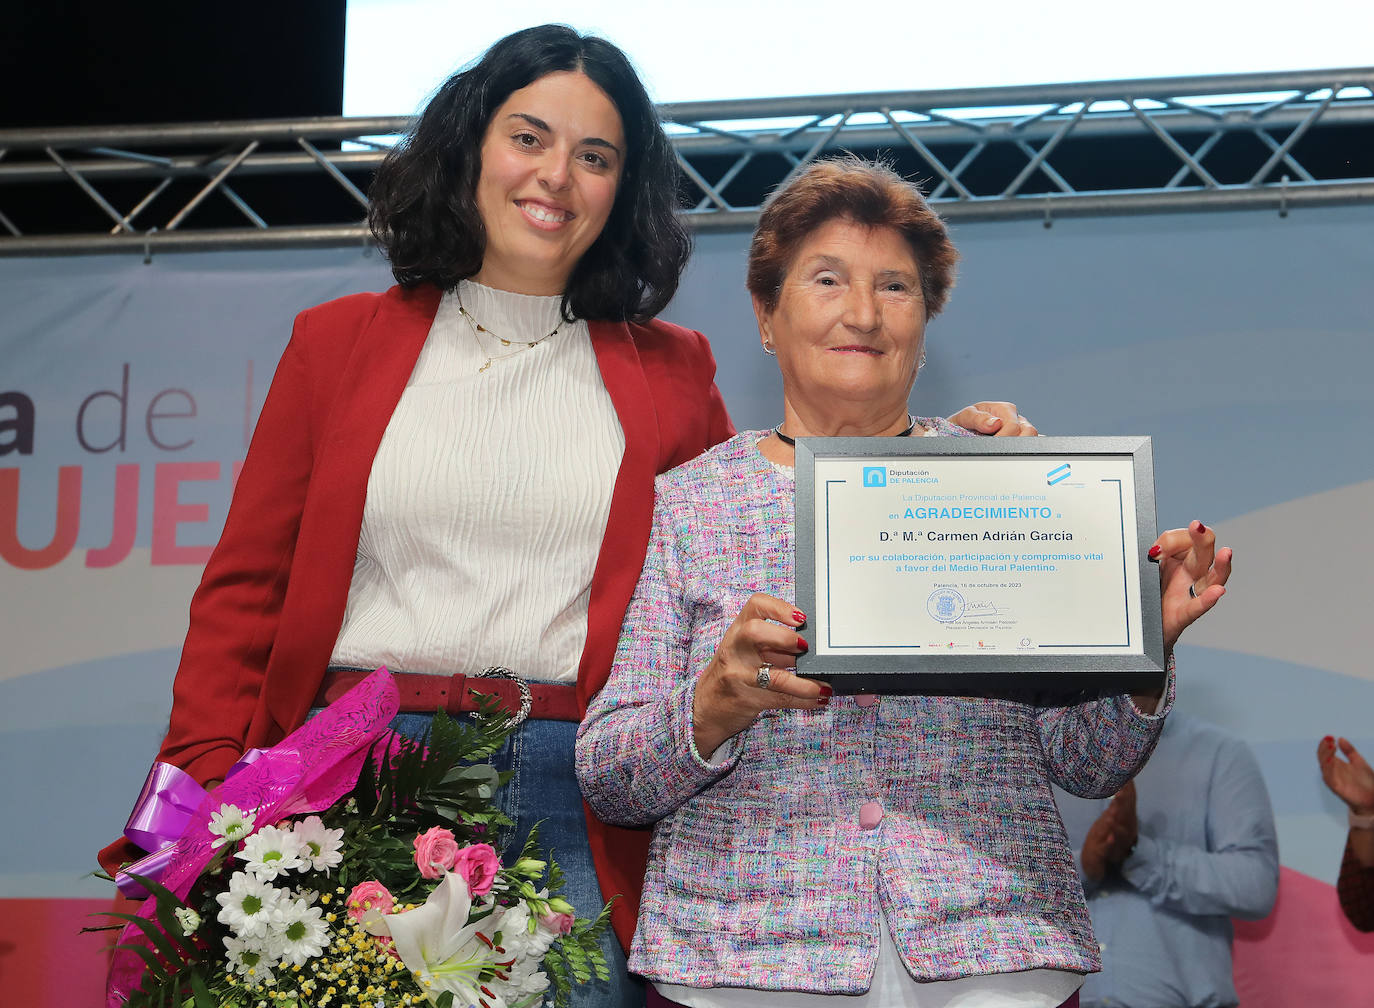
1318, 736, 1374, 816
1081, 780, 1139, 882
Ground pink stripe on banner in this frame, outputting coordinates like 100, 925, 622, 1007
0, 898, 115, 1006
4, 869, 1369, 1007
1233, 865, 1374, 1006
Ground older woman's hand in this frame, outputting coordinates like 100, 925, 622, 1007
947, 401, 1040, 437
692, 593, 830, 760
1152, 520, 1232, 652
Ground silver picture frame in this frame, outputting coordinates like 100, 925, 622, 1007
794, 435, 1165, 693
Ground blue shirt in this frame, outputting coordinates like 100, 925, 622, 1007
1055, 713, 1278, 1008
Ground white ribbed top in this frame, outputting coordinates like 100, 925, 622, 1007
329, 280, 625, 682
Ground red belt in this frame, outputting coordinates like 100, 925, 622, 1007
316, 667, 580, 724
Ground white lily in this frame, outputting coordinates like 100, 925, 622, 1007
365, 871, 506, 1008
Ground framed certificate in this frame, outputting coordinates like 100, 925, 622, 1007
794, 436, 1165, 693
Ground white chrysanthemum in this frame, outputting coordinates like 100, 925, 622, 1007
172, 906, 201, 935
504, 964, 551, 1003
207, 804, 256, 850
216, 870, 284, 939
487, 901, 555, 1005
274, 897, 331, 967
291, 815, 344, 873
498, 902, 558, 961
236, 824, 305, 881
223, 933, 279, 987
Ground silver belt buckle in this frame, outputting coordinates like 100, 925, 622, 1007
474, 666, 532, 726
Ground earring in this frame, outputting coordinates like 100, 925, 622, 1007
762, 342, 776, 357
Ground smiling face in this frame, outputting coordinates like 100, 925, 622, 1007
473, 70, 625, 296
756, 217, 927, 435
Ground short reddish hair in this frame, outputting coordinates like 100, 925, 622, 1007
747, 156, 958, 317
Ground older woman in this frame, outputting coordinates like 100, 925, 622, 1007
576, 158, 1231, 1008
99, 28, 1031, 1008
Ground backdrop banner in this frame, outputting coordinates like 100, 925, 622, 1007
3, 205, 1372, 1003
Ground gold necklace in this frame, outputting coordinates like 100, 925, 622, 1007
456, 287, 564, 374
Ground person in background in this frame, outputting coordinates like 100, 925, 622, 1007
1317, 735, 1374, 931
577, 157, 1233, 1008
96, 26, 1034, 1008
1055, 712, 1279, 1007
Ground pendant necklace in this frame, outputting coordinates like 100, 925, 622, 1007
457, 287, 564, 374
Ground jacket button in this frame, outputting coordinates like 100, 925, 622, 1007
854, 693, 879, 708
859, 801, 883, 830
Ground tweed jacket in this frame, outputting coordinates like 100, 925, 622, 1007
100, 284, 735, 949
577, 430, 1175, 993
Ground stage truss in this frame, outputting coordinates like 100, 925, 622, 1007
1, 67, 1371, 256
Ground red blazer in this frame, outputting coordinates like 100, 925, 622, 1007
101, 283, 734, 947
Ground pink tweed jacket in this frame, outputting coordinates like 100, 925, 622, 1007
576, 429, 1174, 994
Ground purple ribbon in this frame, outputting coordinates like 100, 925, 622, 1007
115, 749, 279, 898
123, 763, 202, 854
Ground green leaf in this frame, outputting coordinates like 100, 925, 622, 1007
188, 969, 218, 1008
544, 946, 575, 1008
110, 941, 172, 984
561, 937, 590, 981
441, 764, 502, 787
107, 912, 190, 974
120, 872, 202, 959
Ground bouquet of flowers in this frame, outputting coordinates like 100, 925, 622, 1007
101, 668, 609, 1008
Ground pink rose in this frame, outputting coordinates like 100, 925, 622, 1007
452, 843, 500, 896
412, 827, 460, 880
345, 881, 394, 922
539, 911, 575, 936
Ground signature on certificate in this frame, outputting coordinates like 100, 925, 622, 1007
964, 599, 999, 616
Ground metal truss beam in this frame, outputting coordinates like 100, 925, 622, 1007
1, 67, 1370, 257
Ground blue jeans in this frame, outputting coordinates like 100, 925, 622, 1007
388, 712, 642, 1008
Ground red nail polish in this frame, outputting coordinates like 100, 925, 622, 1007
1147, 544, 1162, 559
796, 636, 809, 652
817, 684, 833, 700
1195, 522, 1207, 534
792, 610, 807, 624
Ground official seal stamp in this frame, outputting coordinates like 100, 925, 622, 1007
927, 588, 965, 623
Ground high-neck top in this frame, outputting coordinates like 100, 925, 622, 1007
330, 280, 625, 682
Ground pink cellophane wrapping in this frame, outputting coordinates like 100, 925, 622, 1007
106, 667, 400, 1006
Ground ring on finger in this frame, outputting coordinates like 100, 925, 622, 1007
1188, 583, 1199, 599
756, 663, 773, 690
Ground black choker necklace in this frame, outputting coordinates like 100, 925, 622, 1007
773, 417, 917, 446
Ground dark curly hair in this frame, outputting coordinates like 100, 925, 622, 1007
368, 24, 691, 323
747, 156, 958, 319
